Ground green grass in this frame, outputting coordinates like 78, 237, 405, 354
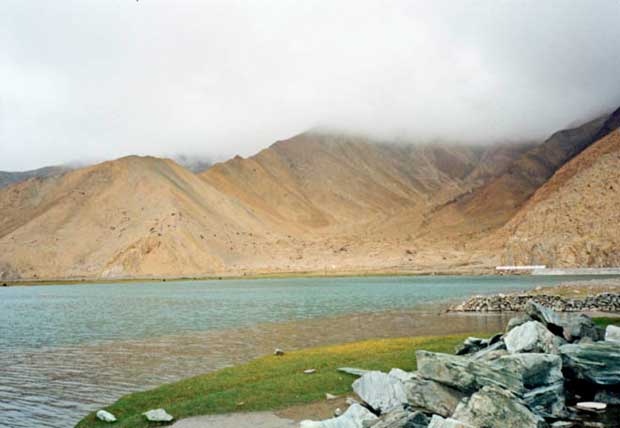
76, 334, 471, 428
593, 317, 620, 327
76, 316, 620, 428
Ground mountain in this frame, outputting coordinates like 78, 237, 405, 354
0, 166, 71, 189
501, 128, 620, 267
0, 134, 529, 280
424, 111, 617, 241
1, 108, 619, 281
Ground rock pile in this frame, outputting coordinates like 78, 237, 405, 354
450, 292, 620, 313
301, 301, 620, 428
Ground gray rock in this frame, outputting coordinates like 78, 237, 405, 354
143, 408, 173, 422
416, 350, 558, 396
371, 408, 429, 428
300, 404, 378, 428
526, 301, 563, 330
506, 314, 533, 331
560, 342, 620, 385
575, 401, 606, 411
339, 367, 371, 377
452, 386, 547, 428
352, 371, 408, 413
415, 351, 477, 393
526, 301, 600, 342
388, 368, 415, 382
594, 389, 620, 404
427, 415, 474, 428
605, 325, 620, 343
523, 382, 567, 419
96, 410, 117, 423
504, 321, 563, 354
560, 314, 601, 342
403, 373, 465, 417
455, 337, 487, 355
469, 340, 506, 361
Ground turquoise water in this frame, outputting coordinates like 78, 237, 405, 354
0, 275, 606, 427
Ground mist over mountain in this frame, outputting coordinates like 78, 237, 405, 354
2, 0, 620, 170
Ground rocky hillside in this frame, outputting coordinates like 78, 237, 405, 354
0, 165, 70, 189
502, 128, 620, 267
1, 108, 619, 281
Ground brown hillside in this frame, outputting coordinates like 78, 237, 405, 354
501, 130, 620, 267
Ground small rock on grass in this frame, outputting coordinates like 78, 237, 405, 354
274, 348, 285, 356
325, 393, 337, 400
143, 408, 174, 422
304, 369, 317, 374
96, 410, 116, 423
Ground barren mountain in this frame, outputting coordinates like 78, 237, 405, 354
501, 128, 620, 267
0, 165, 71, 189
1, 110, 619, 281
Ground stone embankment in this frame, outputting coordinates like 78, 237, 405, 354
450, 292, 620, 313
299, 301, 620, 428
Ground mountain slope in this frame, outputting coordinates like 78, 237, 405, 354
0, 165, 71, 189
424, 112, 616, 240
501, 129, 620, 267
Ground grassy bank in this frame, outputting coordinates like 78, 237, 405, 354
76, 334, 471, 428
76, 317, 620, 428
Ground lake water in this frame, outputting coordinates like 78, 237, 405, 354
0, 275, 603, 428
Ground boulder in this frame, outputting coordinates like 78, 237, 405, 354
506, 314, 533, 331
427, 415, 474, 428
416, 350, 564, 400
594, 389, 620, 404
371, 408, 429, 428
560, 314, 601, 343
469, 340, 506, 361
388, 368, 415, 382
452, 386, 547, 428
402, 373, 465, 417
523, 382, 567, 419
300, 403, 378, 428
526, 301, 600, 342
415, 351, 477, 393
352, 371, 408, 413
143, 408, 173, 422
96, 410, 117, 423
560, 342, 620, 385
605, 325, 620, 343
504, 321, 564, 354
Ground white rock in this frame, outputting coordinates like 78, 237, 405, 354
387, 368, 415, 382
605, 325, 620, 343
576, 401, 607, 411
352, 371, 407, 413
325, 393, 337, 400
143, 408, 174, 422
427, 415, 474, 428
96, 410, 117, 423
338, 367, 370, 377
304, 369, 317, 374
299, 403, 378, 428
504, 321, 563, 354
334, 408, 342, 416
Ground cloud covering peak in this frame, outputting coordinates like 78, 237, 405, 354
2, 0, 620, 169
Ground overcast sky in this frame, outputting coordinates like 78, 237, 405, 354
1, 1, 620, 170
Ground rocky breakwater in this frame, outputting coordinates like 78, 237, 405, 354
450, 292, 620, 312
301, 301, 620, 428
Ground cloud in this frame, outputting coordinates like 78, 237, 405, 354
1, 0, 620, 170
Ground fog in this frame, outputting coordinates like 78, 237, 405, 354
1, 0, 620, 170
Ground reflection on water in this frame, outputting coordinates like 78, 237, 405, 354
0, 275, 594, 428
0, 310, 512, 428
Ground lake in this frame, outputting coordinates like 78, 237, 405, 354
0, 275, 599, 428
